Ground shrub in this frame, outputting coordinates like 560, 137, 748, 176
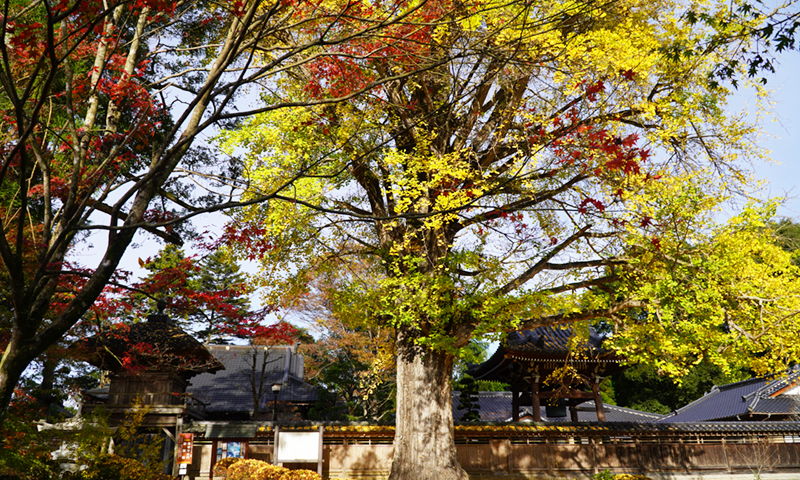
224, 460, 321, 480
212, 457, 244, 476
284, 469, 322, 480
593, 473, 653, 480
594, 471, 614, 480
64, 454, 171, 480
226, 459, 285, 480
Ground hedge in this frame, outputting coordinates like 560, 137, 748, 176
214, 459, 321, 480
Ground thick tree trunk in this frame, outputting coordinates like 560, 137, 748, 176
0, 332, 41, 425
389, 328, 468, 480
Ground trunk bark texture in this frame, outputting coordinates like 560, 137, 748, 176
389, 328, 468, 480
0, 332, 41, 422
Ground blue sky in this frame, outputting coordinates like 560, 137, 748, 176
746, 50, 800, 219
73, 49, 800, 288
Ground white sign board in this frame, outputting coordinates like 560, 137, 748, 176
276, 431, 321, 463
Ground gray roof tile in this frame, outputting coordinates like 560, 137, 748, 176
506, 325, 608, 355
452, 392, 664, 422
188, 345, 317, 415
660, 366, 800, 422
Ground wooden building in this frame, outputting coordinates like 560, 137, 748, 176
660, 365, 800, 422
467, 326, 623, 422
80, 312, 224, 428
79, 312, 318, 474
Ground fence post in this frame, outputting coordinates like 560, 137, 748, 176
679, 436, 690, 474
490, 438, 510, 474
722, 437, 731, 474
635, 437, 645, 474
273, 425, 280, 466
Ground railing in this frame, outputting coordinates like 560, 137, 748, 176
106, 392, 183, 406
179, 392, 210, 415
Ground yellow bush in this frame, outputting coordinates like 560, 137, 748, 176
69, 454, 171, 480
213, 457, 244, 476
284, 469, 322, 480
225, 459, 292, 480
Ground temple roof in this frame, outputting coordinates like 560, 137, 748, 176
659, 366, 800, 422
468, 325, 622, 383
81, 314, 223, 375
505, 325, 608, 355
188, 345, 317, 420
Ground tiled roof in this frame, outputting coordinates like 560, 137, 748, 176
81, 315, 223, 374
467, 326, 619, 382
183, 419, 800, 436
188, 345, 317, 415
453, 392, 513, 421
506, 325, 608, 355
660, 366, 800, 422
452, 391, 664, 422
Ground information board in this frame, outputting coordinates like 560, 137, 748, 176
276, 431, 321, 462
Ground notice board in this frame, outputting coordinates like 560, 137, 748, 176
274, 427, 323, 475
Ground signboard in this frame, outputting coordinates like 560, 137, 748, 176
274, 426, 324, 475
177, 433, 194, 465
276, 432, 320, 462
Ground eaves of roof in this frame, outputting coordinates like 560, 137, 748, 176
660, 368, 800, 423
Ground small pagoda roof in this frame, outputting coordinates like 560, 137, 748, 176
505, 325, 609, 355
468, 325, 622, 383
82, 314, 224, 376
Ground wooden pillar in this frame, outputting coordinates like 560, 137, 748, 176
592, 379, 606, 422
569, 405, 579, 422
511, 388, 519, 422
171, 417, 183, 476
317, 426, 324, 477
531, 376, 541, 422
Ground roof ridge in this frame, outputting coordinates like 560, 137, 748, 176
747, 393, 760, 412
604, 404, 665, 418
668, 386, 720, 416
717, 375, 772, 391
577, 401, 664, 418
759, 368, 800, 397
206, 344, 292, 349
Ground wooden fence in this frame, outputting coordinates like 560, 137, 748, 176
183, 422, 800, 480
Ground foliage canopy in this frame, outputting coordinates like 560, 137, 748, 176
222, 0, 800, 377
0, 0, 447, 424
218, 0, 800, 477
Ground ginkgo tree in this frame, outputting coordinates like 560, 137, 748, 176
218, 0, 800, 478
0, 0, 459, 427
